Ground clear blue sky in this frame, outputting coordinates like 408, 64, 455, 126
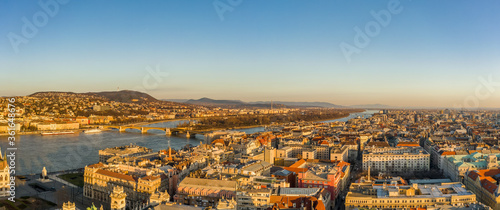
1, 0, 499, 108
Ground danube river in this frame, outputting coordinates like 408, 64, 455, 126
0, 110, 378, 175
320, 109, 379, 123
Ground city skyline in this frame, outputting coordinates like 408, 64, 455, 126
1, 0, 500, 108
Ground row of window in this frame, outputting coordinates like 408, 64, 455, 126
303, 180, 328, 184
304, 184, 328, 188
348, 198, 449, 204
367, 162, 428, 164
365, 158, 428, 161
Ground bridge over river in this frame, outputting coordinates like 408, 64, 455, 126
101, 125, 203, 137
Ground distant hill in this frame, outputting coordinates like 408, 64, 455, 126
162, 98, 401, 109
186, 97, 245, 106
252, 101, 346, 108
179, 97, 285, 108
89, 90, 158, 103
166, 98, 350, 108
31, 90, 162, 104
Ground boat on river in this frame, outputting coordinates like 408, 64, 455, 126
41, 131, 76, 136
83, 129, 102, 134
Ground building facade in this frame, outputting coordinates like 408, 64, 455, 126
236, 189, 272, 210
83, 163, 171, 209
464, 169, 500, 210
345, 182, 476, 209
0, 150, 9, 197
174, 177, 238, 208
443, 152, 500, 182
362, 147, 430, 174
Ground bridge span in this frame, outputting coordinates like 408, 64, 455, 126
101, 125, 203, 137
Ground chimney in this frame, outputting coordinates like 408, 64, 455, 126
367, 165, 371, 181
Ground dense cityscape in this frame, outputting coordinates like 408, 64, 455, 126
2, 1, 499, 210
1, 92, 499, 210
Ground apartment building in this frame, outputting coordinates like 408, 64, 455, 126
345, 181, 476, 209
362, 146, 430, 173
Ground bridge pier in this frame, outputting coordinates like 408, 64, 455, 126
119, 126, 126, 132
141, 127, 147, 134
165, 128, 171, 136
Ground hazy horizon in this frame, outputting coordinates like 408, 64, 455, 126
7, 89, 499, 109
2, 0, 499, 108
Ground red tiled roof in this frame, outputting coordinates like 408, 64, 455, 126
87, 163, 104, 168
441, 151, 456, 156
211, 139, 225, 146
481, 179, 497, 194
283, 167, 308, 174
396, 142, 420, 147
484, 169, 500, 177
96, 169, 136, 182
484, 177, 496, 183
289, 159, 307, 168
468, 169, 500, 179
336, 161, 350, 169
269, 196, 325, 210
319, 140, 330, 145
366, 141, 389, 147
468, 170, 480, 180
312, 136, 325, 141
140, 175, 160, 181
467, 169, 500, 194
